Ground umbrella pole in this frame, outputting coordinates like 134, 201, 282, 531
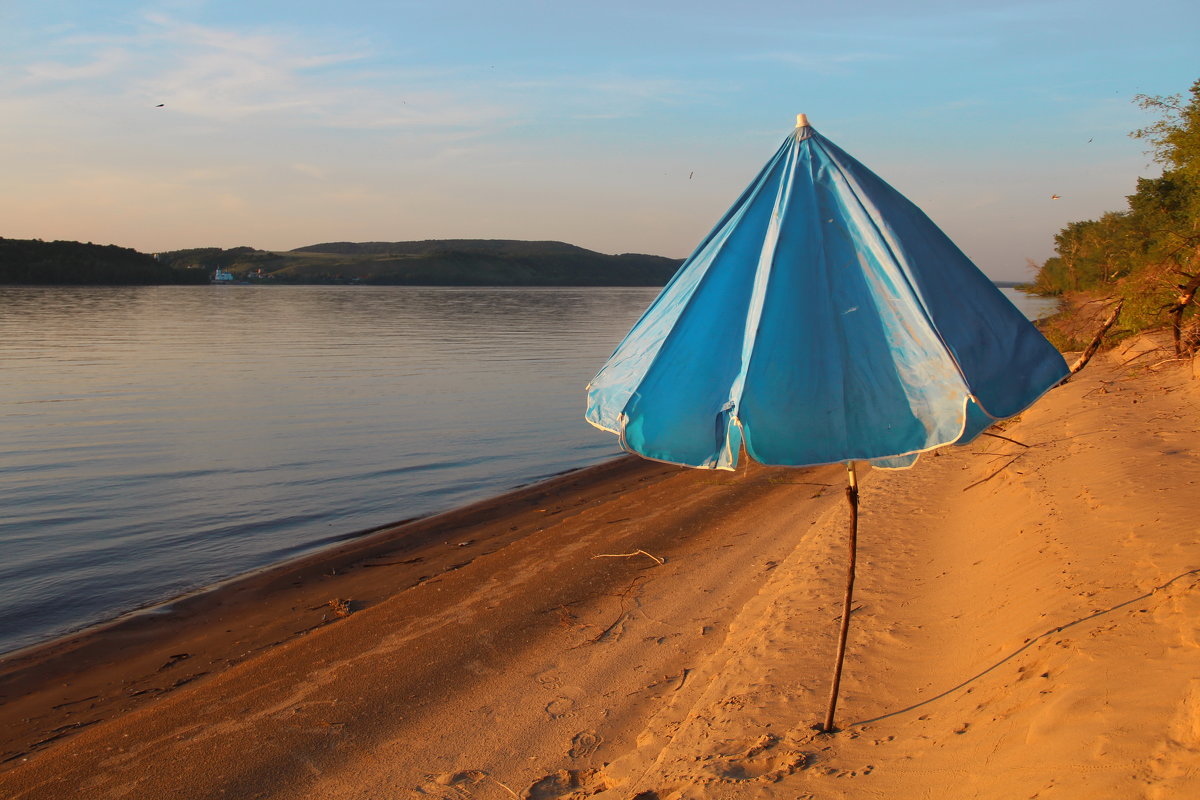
822, 460, 859, 733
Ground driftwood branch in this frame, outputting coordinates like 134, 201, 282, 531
1167, 260, 1200, 355
1068, 299, 1124, 376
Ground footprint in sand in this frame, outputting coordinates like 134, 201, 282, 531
546, 697, 575, 719
568, 730, 602, 758
433, 770, 486, 786
535, 667, 563, 692
525, 768, 606, 799
418, 770, 488, 796
704, 733, 812, 783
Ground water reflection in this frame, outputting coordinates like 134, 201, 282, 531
0, 285, 658, 654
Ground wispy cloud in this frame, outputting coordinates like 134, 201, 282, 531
24, 47, 132, 81
8, 13, 516, 133
136, 14, 367, 119
5, 11, 722, 141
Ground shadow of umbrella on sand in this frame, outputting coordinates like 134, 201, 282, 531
585, 114, 1068, 732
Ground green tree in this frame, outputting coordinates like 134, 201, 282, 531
1032, 79, 1200, 351
1133, 80, 1200, 352
1134, 80, 1200, 188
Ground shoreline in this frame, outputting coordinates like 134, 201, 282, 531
0, 461, 601, 665
0, 454, 673, 761
3, 334, 1198, 799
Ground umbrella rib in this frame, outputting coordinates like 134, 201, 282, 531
585, 139, 798, 441
727, 134, 800, 425
812, 135, 974, 393
812, 134, 988, 457
606, 140, 797, 467
805, 141, 854, 458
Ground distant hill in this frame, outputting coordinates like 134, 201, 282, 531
291, 239, 595, 257
0, 238, 208, 285
238, 239, 682, 286
1, 236, 1028, 289
0, 237, 681, 287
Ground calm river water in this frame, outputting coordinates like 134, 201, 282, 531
0, 285, 1055, 655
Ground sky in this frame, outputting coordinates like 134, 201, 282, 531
1, 1, 1197, 280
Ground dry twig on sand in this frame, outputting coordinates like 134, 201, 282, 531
592, 549, 665, 566
487, 775, 520, 798
962, 455, 1024, 492
980, 431, 1031, 448
1122, 346, 1171, 366
1149, 356, 1191, 369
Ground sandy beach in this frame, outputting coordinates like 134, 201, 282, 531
2, 333, 1198, 799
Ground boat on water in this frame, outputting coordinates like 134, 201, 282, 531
211, 268, 235, 284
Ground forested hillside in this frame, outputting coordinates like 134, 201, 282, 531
0, 238, 208, 285
159, 239, 682, 286
2, 239, 682, 287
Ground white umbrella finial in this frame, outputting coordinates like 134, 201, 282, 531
796, 113, 810, 128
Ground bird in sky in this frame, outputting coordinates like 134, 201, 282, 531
155, 103, 165, 107
1050, 194, 1061, 200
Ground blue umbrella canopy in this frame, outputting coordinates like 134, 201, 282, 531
586, 117, 1068, 471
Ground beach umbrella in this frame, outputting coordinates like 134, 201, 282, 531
585, 115, 1069, 732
